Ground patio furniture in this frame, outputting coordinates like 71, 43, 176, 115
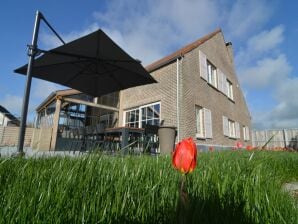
103, 127, 144, 153
143, 124, 160, 154
14, 11, 157, 154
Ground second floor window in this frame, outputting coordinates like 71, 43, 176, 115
207, 61, 218, 88
226, 79, 234, 100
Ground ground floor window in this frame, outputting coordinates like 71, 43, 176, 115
124, 102, 160, 128
223, 116, 240, 139
243, 126, 250, 141
195, 105, 212, 139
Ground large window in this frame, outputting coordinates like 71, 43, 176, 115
124, 102, 160, 128
207, 61, 218, 88
195, 105, 212, 139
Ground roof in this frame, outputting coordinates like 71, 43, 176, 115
36, 89, 81, 112
145, 28, 222, 72
0, 105, 20, 125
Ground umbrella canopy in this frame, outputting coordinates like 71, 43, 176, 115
15, 29, 156, 97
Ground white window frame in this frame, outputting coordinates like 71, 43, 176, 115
223, 116, 240, 139
123, 102, 161, 128
195, 106, 204, 138
226, 79, 234, 100
229, 119, 236, 138
207, 61, 218, 88
196, 106, 212, 139
243, 126, 250, 141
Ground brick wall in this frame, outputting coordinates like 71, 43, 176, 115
119, 32, 252, 147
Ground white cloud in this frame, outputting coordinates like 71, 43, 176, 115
251, 77, 298, 129
247, 25, 284, 54
40, 23, 99, 49
0, 94, 23, 116
33, 80, 63, 100
235, 25, 285, 66
227, 0, 273, 38
91, 0, 221, 65
240, 54, 291, 88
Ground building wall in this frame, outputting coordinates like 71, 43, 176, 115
119, 32, 251, 147
119, 62, 178, 128
180, 32, 251, 146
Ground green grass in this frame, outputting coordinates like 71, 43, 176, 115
0, 151, 297, 223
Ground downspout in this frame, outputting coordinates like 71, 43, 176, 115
176, 57, 181, 142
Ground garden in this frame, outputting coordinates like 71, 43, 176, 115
0, 149, 297, 223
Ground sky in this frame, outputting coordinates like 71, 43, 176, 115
0, 0, 298, 130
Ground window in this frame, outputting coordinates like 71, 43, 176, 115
226, 79, 233, 100
223, 116, 240, 139
124, 102, 160, 128
125, 109, 139, 128
228, 120, 236, 138
243, 126, 250, 141
207, 61, 218, 88
196, 106, 212, 139
195, 106, 204, 138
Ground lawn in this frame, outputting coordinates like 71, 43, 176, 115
0, 150, 297, 223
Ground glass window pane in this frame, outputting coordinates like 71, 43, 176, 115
142, 108, 146, 120
147, 106, 153, 119
153, 104, 160, 119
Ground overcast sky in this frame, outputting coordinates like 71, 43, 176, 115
0, 0, 297, 130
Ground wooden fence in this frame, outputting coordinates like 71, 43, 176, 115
252, 128, 298, 149
0, 126, 34, 147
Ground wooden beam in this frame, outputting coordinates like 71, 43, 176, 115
50, 98, 61, 150
62, 97, 119, 112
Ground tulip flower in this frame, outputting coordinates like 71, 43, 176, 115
172, 138, 197, 174
236, 141, 243, 149
246, 145, 253, 151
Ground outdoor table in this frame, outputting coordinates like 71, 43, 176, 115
104, 127, 144, 150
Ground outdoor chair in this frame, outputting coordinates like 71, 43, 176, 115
69, 128, 83, 152
143, 124, 159, 154
85, 125, 95, 150
93, 123, 105, 150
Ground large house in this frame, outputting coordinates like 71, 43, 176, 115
34, 29, 251, 150
119, 28, 251, 148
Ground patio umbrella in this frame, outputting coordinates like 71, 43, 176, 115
14, 29, 156, 97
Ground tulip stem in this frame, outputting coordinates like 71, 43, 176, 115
177, 174, 189, 223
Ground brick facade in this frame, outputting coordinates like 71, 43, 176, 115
119, 30, 251, 147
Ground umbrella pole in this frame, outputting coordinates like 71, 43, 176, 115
17, 11, 42, 154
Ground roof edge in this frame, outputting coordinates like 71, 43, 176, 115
36, 89, 81, 112
145, 28, 222, 72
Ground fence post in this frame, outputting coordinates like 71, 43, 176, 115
283, 129, 288, 148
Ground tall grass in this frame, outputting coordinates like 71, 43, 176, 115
0, 151, 297, 223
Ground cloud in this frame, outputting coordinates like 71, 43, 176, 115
247, 25, 284, 54
91, 0, 221, 65
0, 94, 23, 116
32, 80, 62, 100
239, 54, 291, 88
40, 23, 99, 49
227, 0, 273, 38
235, 25, 285, 66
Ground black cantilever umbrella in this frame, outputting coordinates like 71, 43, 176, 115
15, 29, 156, 97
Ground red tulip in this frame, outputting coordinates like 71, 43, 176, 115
246, 145, 253, 151
172, 138, 197, 174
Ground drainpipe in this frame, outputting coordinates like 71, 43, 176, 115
176, 57, 181, 142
